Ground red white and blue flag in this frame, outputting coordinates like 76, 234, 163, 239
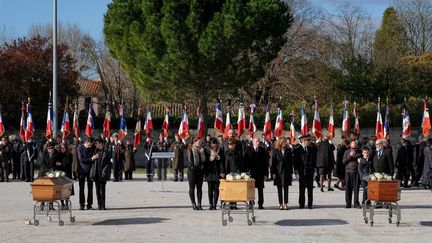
85, 103, 95, 138
312, 100, 322, 139
248, 104, 257, 138
237, 103, 246, 137
178, 109, 189, 140
353, 102, 360, 137
45, 97, 54, 140
384, 102, 390, 140
224, 108, 232, 138
214, 102, 224, 135
328, 104, 335, 142
73, 103, 79, 139
0, 106, 4, 138
263, 104, 272, 140
25, 100, 35, 141
342, 99, 350, 137
103, 103, 112, 138
144, 110, 153, 138
19, 103, 26, 141
375, 100, 384, 139
402, 101, 411, 135
274, 107, 284, 137
162, 108, 170, 139
289, 110, 296, 144
197, 106, 205, 139
301, 102, 309, 136
119, 104, 127, 140
60, 103, 71, 140
134, 107, 143, 149
422, 99, 431, 137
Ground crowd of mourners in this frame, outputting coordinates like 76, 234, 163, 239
0, 130, 431, 211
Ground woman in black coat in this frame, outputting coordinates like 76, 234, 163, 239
335, 138, 349, 190
39, 142, 60, 177
271, 137, 293, 210
90, 139, 112, 210
187, 138, 207, 210
205, 137, 224, 210
56, 143, 74, 209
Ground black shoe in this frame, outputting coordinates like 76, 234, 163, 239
299, 205, 304, 209
79, 205, 85, 210
308, 206, 313, 209
25, 179, 31, 182
174, 178, 178, 182
258, 206, 265, 210
403, 184, 411, 188
87, 205, 93, 210
320, 187, 324, 192
113, 179, 119, 182
180, 179, 183, 182
346, 205, 351, 208
192, 203, 197, 210
197, 205, 203, 210
354, 203, 361, 209
102, 206, 106, 210
328, 187, 334, 191
98, 206, 102, 210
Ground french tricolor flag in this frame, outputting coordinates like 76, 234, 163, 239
45, 97, 53, 140
61, 105, 71, 140
312, 100, 322, 139
289, 110, 296, 144
263, 104, 272, 140
73, 103, 79, 139
300, 102, 309, 136
134, 107, 143, 149
25, 100, 35, 141
422, 99, 431, 137
214, 102, 224, 135
375, 99, 384, 139
384, 102, 390, 140
85, 103, 95, 138
197, 106, 205, 139
144, 110, 153, 138
237, 103, 246, 137
162, 108, 169, 139
328, 105, 335, 142
119, 104, 127, 140
19, 103, 26, 141
248, 104, 257, 138
274, 107, 284, 137
178, 109, 189, 140
342, 99, 350, 137
103, 102, 112, 138
0, 106, 5, 138
402, 101, 411, 135
224, 109, 232, 138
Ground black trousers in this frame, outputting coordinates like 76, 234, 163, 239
124, 171, 133, 180
157, 159, 168, 180
361, 180, 368, 204
113, 160, 122, 181
345, 171, 360, 206
277, 185, 288, 204
207, 181, 220, 206
299, 174, 313, 208
12, 158, 20, 179
78, 173, 93, 207
187, 168, 203, 205
257, 187, 264, 206
0, 162, 9, 181
174, 169, 184, 180
146, 159, 154, 178
94, 180, 107, 207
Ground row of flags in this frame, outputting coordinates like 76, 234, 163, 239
1, 97, 431, 148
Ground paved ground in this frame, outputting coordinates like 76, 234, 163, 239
0, 174, 431, 243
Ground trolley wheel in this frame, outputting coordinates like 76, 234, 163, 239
47, 216, 52, 222
70, 216, 75, 223
34, 220, 39, 226
228, 216, 233, 222
388, 218, 392, 224
364, 218, 368, 224
248, 220, 253, 226
222, 220, 227, 226
370, 221, 374, 227
252, 217, 256, 223
59, 220, 64, 226
396, 222, 400, 227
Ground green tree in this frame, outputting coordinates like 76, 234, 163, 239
104, 0, 292, 132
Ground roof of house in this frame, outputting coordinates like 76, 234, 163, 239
78, 80, 102, 96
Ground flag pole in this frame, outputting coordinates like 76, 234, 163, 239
52, 0, 58, 137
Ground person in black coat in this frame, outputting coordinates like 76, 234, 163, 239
187, 138, 207, 210
293, 134, 317, 209
373, 139, 394, 175
358, 146, 373, 204
244, 137, 269, 209
395, 135, 415, 188
271, 137, 293, 210
77, 137, 95, 210
342, 141, 362, 208
414, 135, 426, 187
90, 138, 112, 210
335, 138, 349, 190
205, 137, 224, 210
316, 136, 335, 192
223, 138, 244, 175
39, 142, 61, 177
20, 139, 38, 182
56, 143, 74, 209
9, 135, 22, 180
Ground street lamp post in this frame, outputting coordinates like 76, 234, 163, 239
53, 0, 58, 137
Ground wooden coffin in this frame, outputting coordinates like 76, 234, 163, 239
219, 179, 255, 202
31, 177, 73, 202
367, 180, 401, 202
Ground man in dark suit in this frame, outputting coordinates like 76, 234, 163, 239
373, 139, 394, 176
77, 137, 95, 210
244, 137, 268, 209
316, 135, 335, 192
342, 141, 362, 208
294, 134, 316, 209
395, 135, 415, 188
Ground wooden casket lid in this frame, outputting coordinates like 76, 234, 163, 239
31, 177, 74, 186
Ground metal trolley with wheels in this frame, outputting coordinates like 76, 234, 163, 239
219, 179, 256, 226
27, 177, 75, 226
362, 180, 401, 227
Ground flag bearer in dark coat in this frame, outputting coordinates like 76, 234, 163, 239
0, 136, 12, 182
205, 137, 224, 210
156, 133, 169, 180
110, 133, 125, 182
294, 134, 317, 209
395, 135, 415, 188
244, 137, 269, 209
170, 133, 185, 181
271, 137, 293, 210
342, 141, 362, 208
124, 138, 136, 180
358, 146, 373, 205
414, 135, 427, 187
9, 135, 22, 180
77, 137, 95, 210
90, 138, 112, 210
21, 139, 38, 182
187, 138, 207, 210
316, 135, 335, 192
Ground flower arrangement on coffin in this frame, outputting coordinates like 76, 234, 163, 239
368, 172, 393, 181
226, 172, 252, 181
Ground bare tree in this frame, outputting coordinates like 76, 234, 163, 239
394, 0, 432, 55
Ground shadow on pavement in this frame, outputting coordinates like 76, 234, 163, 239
107, 206, 191, 210
420, 221, 432, 227
93, 217, 170, 225
275, 219, 348, 226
